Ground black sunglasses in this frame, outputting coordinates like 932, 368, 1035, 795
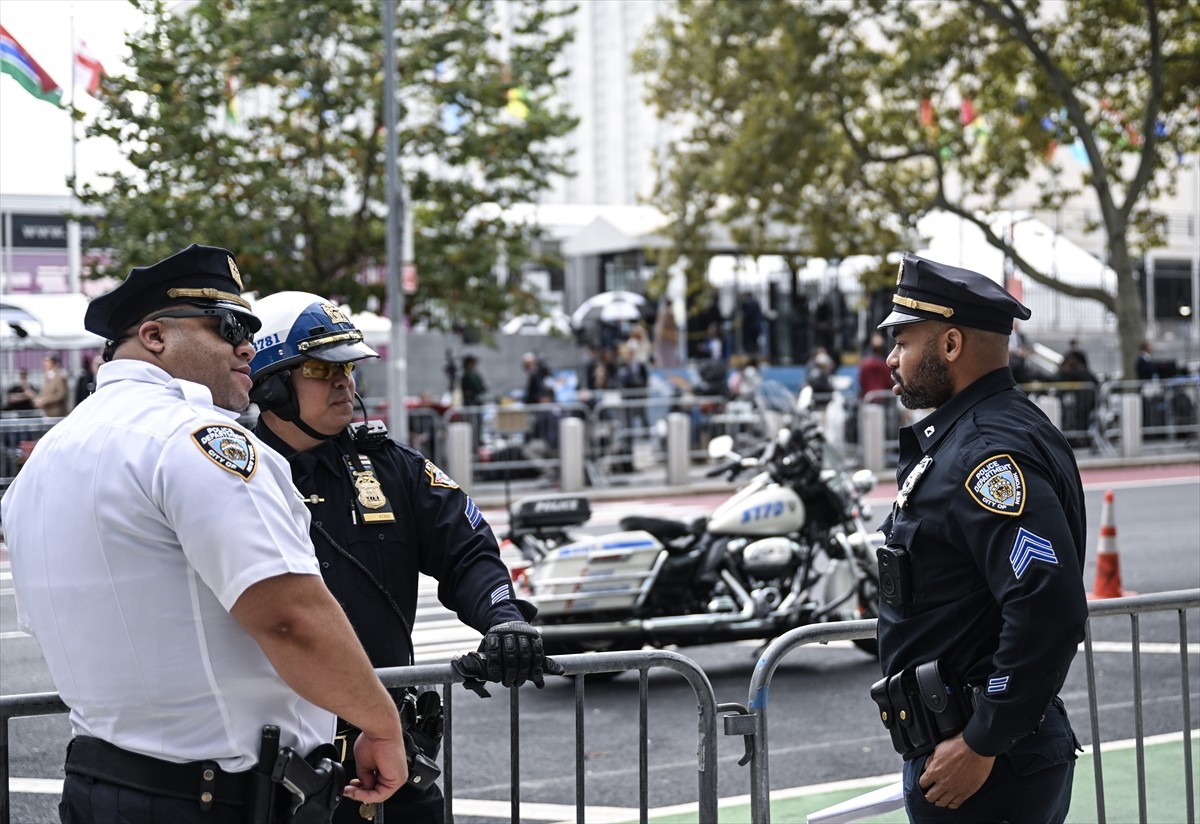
153, 308, 255, 347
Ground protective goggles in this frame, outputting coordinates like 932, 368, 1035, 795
153, 308, 255, 347
299, 359, 356, 380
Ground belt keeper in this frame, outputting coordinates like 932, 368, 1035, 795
198, 761, 217, 810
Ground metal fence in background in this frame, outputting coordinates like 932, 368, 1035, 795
2, 376, 1197, 493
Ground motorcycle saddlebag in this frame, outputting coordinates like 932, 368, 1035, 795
530, 530, 664, 617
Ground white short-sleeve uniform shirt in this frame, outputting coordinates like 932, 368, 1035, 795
0, 360, 334, 772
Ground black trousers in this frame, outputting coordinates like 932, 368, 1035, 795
902, 701, 1078, 823
60, 774, 246, 824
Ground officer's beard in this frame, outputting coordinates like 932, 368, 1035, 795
896, 336, 955, 410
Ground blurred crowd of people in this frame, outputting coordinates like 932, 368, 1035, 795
3, 354, 105, 418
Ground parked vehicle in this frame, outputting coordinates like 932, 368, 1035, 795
504, 411, 884, 656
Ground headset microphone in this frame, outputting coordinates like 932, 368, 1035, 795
350, 391, 389, 450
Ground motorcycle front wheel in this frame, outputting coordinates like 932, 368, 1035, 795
819, 555, 880, 657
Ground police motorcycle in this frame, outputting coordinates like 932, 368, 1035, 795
505, 410, 884, 656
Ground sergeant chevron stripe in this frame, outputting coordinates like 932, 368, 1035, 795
1009, 527, 1058, 579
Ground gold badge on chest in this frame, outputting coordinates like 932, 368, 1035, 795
343, 452, 396, 523
354, 471, 387, 509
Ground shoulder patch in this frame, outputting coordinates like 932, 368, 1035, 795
191, 425, 257, 480
965, 453, 1025, 516
424, 459, 459, 489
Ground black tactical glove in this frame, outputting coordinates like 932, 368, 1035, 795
479, 620, 545, 688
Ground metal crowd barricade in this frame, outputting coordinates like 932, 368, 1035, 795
444, 401, 592, 483
731, 589, 1199, 824
1082, 590, 1198, 824
0, 650, 719, 824
1019, 380, 1102, 449
0, 415, 59, 493
1100, 377, 1200, 452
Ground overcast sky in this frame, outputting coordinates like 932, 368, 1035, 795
0, 0, 146, 198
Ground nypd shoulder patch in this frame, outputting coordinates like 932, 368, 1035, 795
424, 459, 459, 489
965, 454, 1025, 516
191, 425, 257, 481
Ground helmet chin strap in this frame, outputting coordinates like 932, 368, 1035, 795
266, 389, 342, 443
293, 415, 340, 442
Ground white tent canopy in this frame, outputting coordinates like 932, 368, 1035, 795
1, 293, 103, 350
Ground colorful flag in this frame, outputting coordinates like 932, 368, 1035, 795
74, 38, 106, 96
919, 97, 938, 139
960, 98, 977, 126
0, 24, 63, 107
919, 97, 934, 126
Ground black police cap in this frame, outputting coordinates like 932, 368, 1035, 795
84, 244, 262, 340
878, 252, 1031, 335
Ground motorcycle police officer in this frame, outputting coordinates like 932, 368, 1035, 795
871, 253, 1088, 822
248, 292, 549, 823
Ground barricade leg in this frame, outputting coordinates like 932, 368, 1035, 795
1121, 392, 1143, 457
666, 412, 690, 486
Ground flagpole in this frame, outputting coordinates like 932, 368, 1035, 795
67, 6, 83, 390
69, 7, 78, 197
67, 7, 80, 294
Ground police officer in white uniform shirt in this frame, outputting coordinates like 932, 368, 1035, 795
0, 244, 407, 823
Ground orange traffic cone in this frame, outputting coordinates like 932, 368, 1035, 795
1088, 489, 1134, 599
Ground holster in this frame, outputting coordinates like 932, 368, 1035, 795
914, 659, 969, 741
336, 689, 444, 794
271, 743, 345, 824
870, 659, 972, 759
400, 689, 444, 792
246, 728, 345, 824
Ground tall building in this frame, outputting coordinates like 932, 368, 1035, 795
528, 0, 674, 207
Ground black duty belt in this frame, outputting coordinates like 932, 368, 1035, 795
65, 736, 251, 809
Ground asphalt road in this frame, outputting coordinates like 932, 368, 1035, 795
2, 463, 1197, 823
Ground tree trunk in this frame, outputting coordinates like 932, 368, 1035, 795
1108, 240, 1146, 381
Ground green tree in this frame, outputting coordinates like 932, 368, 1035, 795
78, 0, 577, 340
636, 0, 1200, 376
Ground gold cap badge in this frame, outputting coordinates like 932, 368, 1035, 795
227, 256, 243, 290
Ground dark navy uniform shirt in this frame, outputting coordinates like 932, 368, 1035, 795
878, 367, 1088, 757
255, 423, 530, 674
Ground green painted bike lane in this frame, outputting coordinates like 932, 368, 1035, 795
630, 733, 1198, 824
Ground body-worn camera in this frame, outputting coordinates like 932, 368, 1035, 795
877, 545, 912, 606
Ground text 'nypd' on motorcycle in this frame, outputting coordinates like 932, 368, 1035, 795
504, 412, 885, 657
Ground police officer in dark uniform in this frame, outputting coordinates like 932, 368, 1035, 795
248, 292, 550, 824
871, 253, 1088, 822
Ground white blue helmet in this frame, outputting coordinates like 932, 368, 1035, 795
249, 291, 379, 381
